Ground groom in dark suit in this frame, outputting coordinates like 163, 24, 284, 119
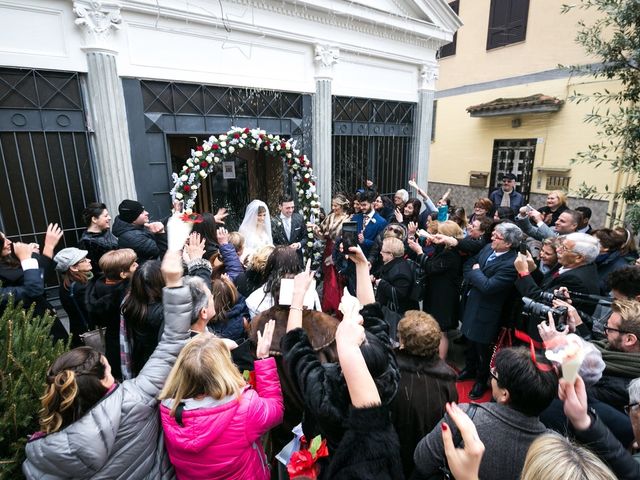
271, 195, 306, 261
458, 222, 523, 399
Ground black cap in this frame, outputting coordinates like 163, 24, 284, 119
502, 173, 517, 181
118, 199, 144, 223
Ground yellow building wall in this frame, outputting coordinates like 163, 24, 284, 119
437, 0, 601, 91
428, 0, 636, 223
429, 76, 623, 197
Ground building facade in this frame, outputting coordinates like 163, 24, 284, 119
428, 0, 632, 227
0, 0, 460, 245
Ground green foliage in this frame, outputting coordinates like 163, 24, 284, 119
625, 203, 640, 234
562, 0, 640, 203
0, 301, 67, 479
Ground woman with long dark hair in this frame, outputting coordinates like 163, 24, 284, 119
78, 202, 118, 276
121, 260, 165, 375
0, 224, 66, 341
191, 212, 220, 261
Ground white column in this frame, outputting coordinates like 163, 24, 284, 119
312, 44, 339, 210
73, 0, 136, 214
411, 61, 439, 191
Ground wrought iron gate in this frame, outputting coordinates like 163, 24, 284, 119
0, 68, 97, 253
332, 96, 415, 195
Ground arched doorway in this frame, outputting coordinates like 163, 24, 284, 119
168, 134, 284, 229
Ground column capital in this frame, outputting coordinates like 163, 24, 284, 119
73, 0, 122, 52
314, 44, 339, 80
418, 61, 439, 91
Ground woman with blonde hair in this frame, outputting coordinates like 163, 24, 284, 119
538, 190, 568, 226
159, 321, 283, 480
235, 244, 274, 298
521, 432, 616, 480
311, 194, 351, 315
408, 220, 464, 359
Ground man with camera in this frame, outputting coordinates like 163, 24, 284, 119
515, 207, 582, 241
514, 233, 600, 326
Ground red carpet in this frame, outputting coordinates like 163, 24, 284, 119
455, 380, 492, 403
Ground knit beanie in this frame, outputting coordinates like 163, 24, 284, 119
118, 199, 144, 223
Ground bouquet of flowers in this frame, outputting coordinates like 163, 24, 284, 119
286, 434, 329, 479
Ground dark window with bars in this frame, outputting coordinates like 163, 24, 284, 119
0, 69, 97, 296
486, 0, 529, 50
332, 96, 414, 196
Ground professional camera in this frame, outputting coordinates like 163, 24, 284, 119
522, 296, 568, 330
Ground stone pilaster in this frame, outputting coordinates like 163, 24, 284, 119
312, 44, 339, 209
74, 0, 137, 214
411, 61, 439, 191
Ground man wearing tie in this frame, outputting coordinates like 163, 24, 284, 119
458, 222, 523, 399
350, 190, 387, 257
271, 195, 306, 261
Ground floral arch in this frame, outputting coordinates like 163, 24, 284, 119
170, 126, 322, 262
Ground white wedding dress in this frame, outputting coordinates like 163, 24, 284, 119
239, 199, 274, 260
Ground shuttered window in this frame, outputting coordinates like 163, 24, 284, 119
439, 1, 459, 58
486, 0, 529, 50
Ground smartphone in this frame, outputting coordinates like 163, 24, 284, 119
525, 204, 533, 212
519, 243, 528, 255
341, 221, 358, 250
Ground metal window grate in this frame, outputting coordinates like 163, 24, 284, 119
332, 96, 415, 195
141, 80, 303, 118
0, 68, 97, 297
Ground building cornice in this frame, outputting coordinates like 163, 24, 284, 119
118, 0, 454, 56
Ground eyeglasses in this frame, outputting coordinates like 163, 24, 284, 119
624, 403, 639, 415
603, 325, 630, 335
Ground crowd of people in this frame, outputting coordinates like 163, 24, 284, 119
1, 172, 640, 479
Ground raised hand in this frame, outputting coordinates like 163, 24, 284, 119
407, 237, 422, 255
214, 208, 228, 224
559, 375, 591, 431
184, 232, 205, 261
43, 223, 63, 258
161, 250, 184, 288
216, 227, 230, 245
441, 402, 485, 480
394, 208, 403, 222
256, 319, 275, 359
13, 242, 33, 262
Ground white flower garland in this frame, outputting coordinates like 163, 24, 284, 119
170, 126, 323, 265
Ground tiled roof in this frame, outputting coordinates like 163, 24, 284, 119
466, 94, 564, 116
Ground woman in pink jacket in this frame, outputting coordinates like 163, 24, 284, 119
159, 320, 283, 479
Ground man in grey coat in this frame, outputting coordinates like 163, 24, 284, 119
414, 347, 558, 480
23, 250, 191, 479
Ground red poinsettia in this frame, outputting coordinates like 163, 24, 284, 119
180, 212, 203, 223
244, 127, 250, 134
200, 161, 208, 168
196, 145, 203, 151
242, 370, 256, 390
183, 185, 191, 192
286, 435, 328, 479
212, 144, 220, 150
234, 133, 240, 139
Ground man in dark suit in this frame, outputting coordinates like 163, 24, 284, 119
515, 232, 601, 318
271, 195, 306, 261
458, 222, 523, 399
351, 190, 387, 257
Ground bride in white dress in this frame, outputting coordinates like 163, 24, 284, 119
238, 199, 273, 260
